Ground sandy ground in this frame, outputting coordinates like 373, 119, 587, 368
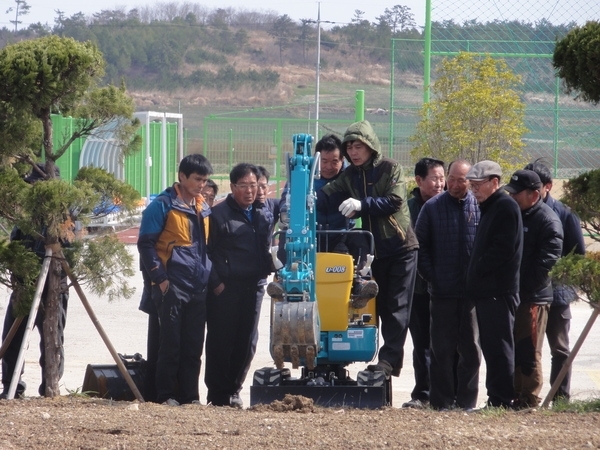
1, 239, 599, 408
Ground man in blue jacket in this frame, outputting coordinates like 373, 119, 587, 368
416, 160, 481, 410
524, 160, 585, 402
137, 154, 213, 406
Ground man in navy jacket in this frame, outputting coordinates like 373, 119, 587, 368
403, 157, 445, 409
205, 163, 273, 408
416, 160, 481, 410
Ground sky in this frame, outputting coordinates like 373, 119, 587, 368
4, 1, 426, 29
2, 0, 594, 30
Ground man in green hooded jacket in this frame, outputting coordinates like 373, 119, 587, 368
318, 120, 419, 378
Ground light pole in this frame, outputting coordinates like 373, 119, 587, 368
315, 2, 321, 139
312, 2, 333, 140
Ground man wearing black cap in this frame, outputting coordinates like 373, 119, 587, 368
465, 160, 523, 408
505, 169, 563, 408
525, 160, 586, 402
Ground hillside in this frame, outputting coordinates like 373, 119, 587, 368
2, 9, 591, 166
124, 28, 396, 113
1, 8, 577, 115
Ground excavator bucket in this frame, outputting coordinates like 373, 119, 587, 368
271, 301, 319, 370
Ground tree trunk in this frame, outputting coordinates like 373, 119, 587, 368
279, 43, 283, 66
40, 112, 62, 397
41, 110, 53, 162
42, 256, 63, 397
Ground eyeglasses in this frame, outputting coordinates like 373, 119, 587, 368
469, 179, 492, 191
234, 183, 258, 190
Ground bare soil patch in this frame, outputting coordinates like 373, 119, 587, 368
1, 395, 600, 449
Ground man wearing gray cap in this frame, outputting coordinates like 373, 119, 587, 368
505, 169, 563, 408
465, 160, 523, 408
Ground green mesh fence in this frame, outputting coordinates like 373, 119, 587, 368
202, 1, 599, 180
392, 0, 600, 177
203, 97, 358, 194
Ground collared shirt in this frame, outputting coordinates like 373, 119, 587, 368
243, 205, 253, 222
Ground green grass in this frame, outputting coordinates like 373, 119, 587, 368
66, 386, 97, 398
551, 397, 600, 413
475, 406, 510, 417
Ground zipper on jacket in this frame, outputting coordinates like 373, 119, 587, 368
361, 168, 377, 258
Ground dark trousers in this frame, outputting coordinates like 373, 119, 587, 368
205, 282, 263, 405
2, 285, 68, 396
514, 302, 550, 407
371, 250, 418, 376
232, 285, 265, 395
154, 285, 206, 404
545, 303, 571, 400
143, 313, 160, 403
429, 296, 481, 409
408, 291, 430, 402
475, 293, 519, 407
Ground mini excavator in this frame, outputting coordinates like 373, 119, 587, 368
250, 134, 391, 408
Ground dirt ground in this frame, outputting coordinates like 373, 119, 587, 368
2, 241, 600, 449
1, 395, 600, 449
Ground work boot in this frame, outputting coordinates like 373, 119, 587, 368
229, 393, 243, 409
351, 279, 379, 309
267, 281, 285, 299
366, 360, 393, 377
402, 398, 429, 409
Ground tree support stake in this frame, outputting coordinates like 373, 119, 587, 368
57, 249, 145, 403
541, 302, 600, 408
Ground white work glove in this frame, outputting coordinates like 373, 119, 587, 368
339, 198, 361, 217
271, 246, 283, 270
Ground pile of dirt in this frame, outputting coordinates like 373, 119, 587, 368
1, 395, 599, 449
250, 394, 315, 412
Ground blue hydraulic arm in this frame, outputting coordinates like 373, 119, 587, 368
279, 133, 320, 302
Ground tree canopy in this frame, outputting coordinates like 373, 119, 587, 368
550, 170, 600, 306
7, 0, 30, 32
553, 21, 600, 104
560, 169, 600, 242
410, 52, 528, 173
0, 35, 141, 397
269, 14, 295, 65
